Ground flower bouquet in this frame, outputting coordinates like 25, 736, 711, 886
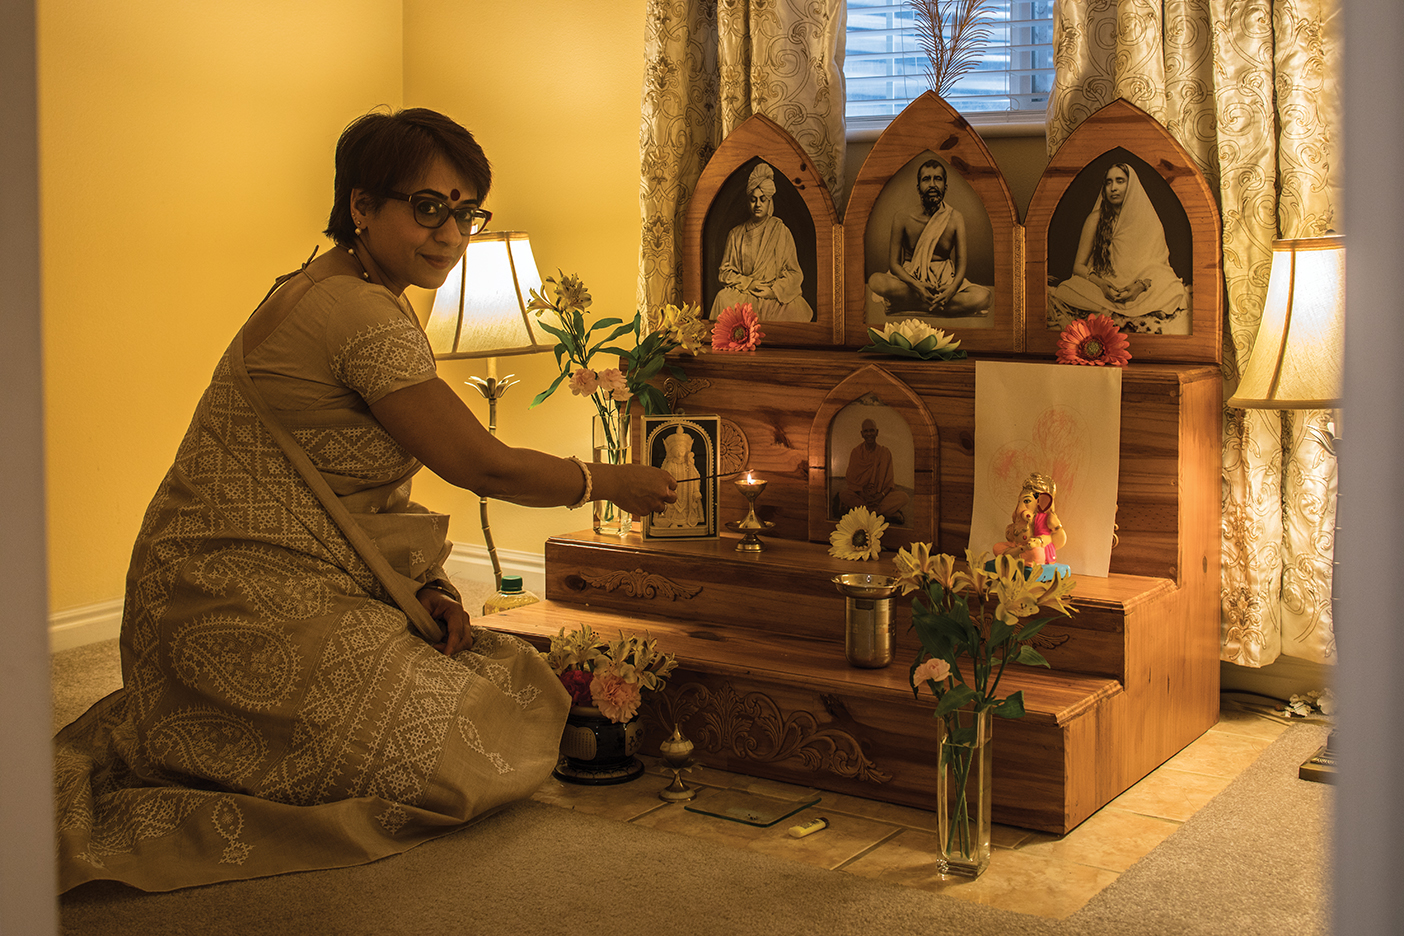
543, 624, 679, 723
861, 320, 966, 361
894, 544, 1077, 876
527, 273, 707, 444
544, 624, 681, 784
527, 274, 707, 533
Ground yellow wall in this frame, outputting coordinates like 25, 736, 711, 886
40, 0, 404, 611
401, 0, 650, 565
39, 0, 1041, 613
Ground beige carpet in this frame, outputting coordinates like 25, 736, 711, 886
51, 629, 1331, 935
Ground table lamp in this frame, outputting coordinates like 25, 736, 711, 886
426, 232, 547, 588
1225, 233, 1344, 783
1226, 235, 1345, 424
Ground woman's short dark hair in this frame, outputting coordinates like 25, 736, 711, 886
324, 107, 492, 248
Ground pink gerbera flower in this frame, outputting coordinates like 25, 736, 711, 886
1056, 314, 1131, 366
711, 303, 764, 352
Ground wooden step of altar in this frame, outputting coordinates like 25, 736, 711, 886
484, 598, 1126, 834
544, 529, 1175, 682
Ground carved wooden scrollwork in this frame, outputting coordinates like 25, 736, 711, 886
647, 681, 892, 784
1031, 631, 1072, 652
662, 376, 711, 411
579, 568, 702, 601
719, 419, 749, 477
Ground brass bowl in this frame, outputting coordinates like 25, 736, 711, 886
832, 573, 900, 600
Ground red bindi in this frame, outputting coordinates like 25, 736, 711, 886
450, 188, 460, 201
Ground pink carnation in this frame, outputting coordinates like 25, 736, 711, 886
559, 670, 595, 707
569, 369, 599, 396
590, 672, 642, 723
597, 368, 631, 402
914, 657, 952, 691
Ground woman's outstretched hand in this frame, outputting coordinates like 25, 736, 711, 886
598, 463, 679, 516
417, 586, 474, 656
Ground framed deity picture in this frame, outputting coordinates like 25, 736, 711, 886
642, 415, 722, 539
682, 114, 842, 348
1023, 99, 1222, 364
843, 91, 1022, 352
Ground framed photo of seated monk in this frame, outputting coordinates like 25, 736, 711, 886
844, 91, 1021, 352
805, 365, 939, 553
827, 401, 916, 530
642, 414, 721, 540
701, 157, 819, 328
1024, 99, 1223, 364
682, 114, 842, 347
861, 151, 997, 331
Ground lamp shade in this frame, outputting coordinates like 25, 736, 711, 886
425, 231, 546, 358
1227, 235, 1345, 410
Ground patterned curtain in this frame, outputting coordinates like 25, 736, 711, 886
639, 0, 847, 315
1048, 0, 1341, 667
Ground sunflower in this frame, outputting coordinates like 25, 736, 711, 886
829, 506, 889, 561
1056, 313, 1131, 366
712, 303, 765, 351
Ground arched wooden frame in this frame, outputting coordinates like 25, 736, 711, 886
844, 92, 1022, 352
1024, 99, 1223, 364
683, 114, 842, 347
807, 365, 939, 553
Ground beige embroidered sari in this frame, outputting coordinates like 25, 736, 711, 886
53, 274, 569, 893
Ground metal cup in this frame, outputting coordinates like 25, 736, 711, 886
832, 574, 900, 668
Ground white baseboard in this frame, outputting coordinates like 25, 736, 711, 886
48, 598, 123, 653
47, 546, 546, 654
443, 543, 547, 597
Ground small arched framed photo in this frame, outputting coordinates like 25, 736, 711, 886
642, 415, 721, 540
1024, 99, 1222, 364
683, 114, 842, 347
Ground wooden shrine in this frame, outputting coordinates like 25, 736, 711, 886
485, 97, 1224, 835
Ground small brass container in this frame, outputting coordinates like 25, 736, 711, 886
832, 573, 900, 668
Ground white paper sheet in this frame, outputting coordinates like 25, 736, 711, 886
971, 362, 1122, 577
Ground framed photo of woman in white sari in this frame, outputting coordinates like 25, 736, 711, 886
1045, 149, 1194, 336
643, 415, 721, 540
1024, 99, 1223, 365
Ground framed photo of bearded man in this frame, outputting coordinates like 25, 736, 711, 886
861, 151, 997, 329
1024, 99, 1223, 364
843, 91, 1022, 351
682, 114, 842, 347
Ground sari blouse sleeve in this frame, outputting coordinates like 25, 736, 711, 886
325, 287, 438, 405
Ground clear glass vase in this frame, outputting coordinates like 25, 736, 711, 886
592, 410, 633, 537
936, 708, 993, 878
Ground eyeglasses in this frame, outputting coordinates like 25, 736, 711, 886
385, 190, 492, 236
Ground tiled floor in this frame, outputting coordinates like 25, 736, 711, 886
529, 705, 1290, 920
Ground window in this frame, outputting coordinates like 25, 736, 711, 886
845, 1, 1055, 131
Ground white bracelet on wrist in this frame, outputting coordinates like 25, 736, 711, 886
567, 456, 592, 509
